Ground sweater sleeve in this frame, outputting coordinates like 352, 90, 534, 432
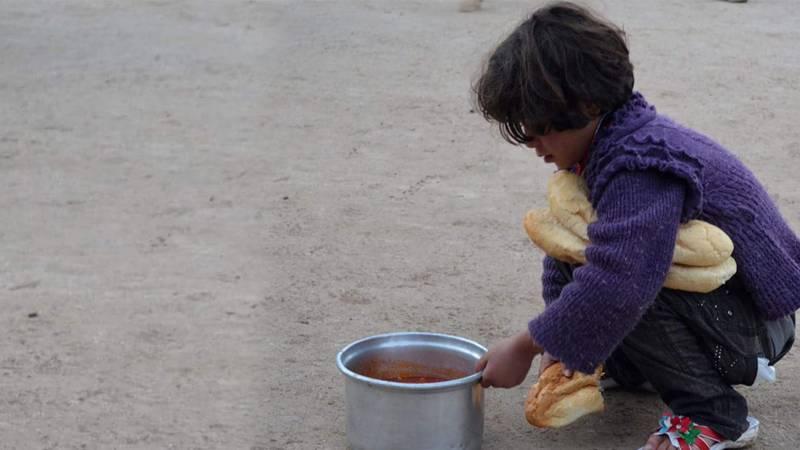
528, 169, 686, 373
542, 255, 570, 306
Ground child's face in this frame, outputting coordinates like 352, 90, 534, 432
524, 117, 600, 170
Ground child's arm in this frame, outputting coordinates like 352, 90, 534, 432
477, 329, 543, 388
528, 169, 686, 374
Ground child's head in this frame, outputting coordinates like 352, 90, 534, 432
473, 2, 634, 146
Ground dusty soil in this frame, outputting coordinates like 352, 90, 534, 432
1, 0, 799, 449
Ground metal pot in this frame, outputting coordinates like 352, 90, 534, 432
336, 332, 487, 450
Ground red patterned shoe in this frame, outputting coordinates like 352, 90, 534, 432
637, 414, 758, 450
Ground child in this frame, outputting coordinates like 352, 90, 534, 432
472, 2, 797, 449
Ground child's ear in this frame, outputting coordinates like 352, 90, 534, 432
582, 103, 602, 117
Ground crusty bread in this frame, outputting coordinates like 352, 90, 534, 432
525, 362, 604, 428
544, 171, 734, 268
523, 209, 587, 265
673, 220, 734, 267
664, 257, 738, 293
526, 171, 738, 292
523, 208, 737, 292
547, 171, 596, 241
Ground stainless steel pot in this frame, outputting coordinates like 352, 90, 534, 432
336, 332, 487, 450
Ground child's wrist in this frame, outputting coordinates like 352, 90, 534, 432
515, 329, 542, 356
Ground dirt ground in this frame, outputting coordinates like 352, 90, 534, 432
1, 0, 799, 449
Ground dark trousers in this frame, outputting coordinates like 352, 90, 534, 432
554, 261, 795, 440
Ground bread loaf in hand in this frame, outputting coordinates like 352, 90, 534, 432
525, 362, 604, 428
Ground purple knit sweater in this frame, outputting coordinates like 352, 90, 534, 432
529, 92, 800, 373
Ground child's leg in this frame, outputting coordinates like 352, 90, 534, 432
603, 346, 648, 388
763, 314, 795, 364
614, 274, 790, 441
551, 259, 788, 440
613, 295, 751, 440
552, 260, 782, 439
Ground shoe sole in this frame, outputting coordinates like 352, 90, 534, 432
710, 417, 759, 449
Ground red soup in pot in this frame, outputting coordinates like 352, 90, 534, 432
353, 353, 471, 384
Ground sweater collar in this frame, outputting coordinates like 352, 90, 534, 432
582, 92, 658, 182
594, 91, 657, 146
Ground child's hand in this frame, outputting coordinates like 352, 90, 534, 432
475, 330, 543, 388
538, 352, 573, 378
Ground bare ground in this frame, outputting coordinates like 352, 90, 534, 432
1, 0, 799, 449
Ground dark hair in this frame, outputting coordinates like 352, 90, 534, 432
473, 1, 634, 145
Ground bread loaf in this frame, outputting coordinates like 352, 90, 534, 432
525, 362, 604, 428
673, 220, 735, 267
545, 171, 734, 268
664, 257, 738, 293
525, 171, 738, 292
547, 171, 595, 241
524, 209, 737, 292
523, 209, 587, 265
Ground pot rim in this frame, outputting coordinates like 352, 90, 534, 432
336, 331, 487, 391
